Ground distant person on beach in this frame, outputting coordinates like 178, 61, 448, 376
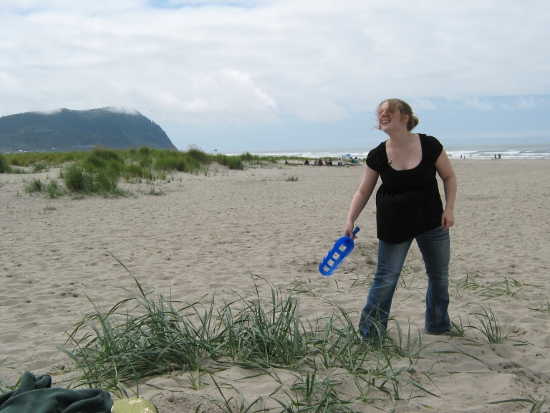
343, 98, 457, 340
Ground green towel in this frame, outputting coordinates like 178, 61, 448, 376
0, 371, 113, 413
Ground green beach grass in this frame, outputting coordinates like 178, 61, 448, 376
58, 258, 442, 411
52, 258, 542, 411
1, 146, 280, 198
0, 258, 544, 411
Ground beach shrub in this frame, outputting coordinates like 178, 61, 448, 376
82, 155, 107, 171
62, 162, 125, 197
154, 155, 186, 171
63, 164, 92, 192
91, 147, 122, 162
0, 155, 10, 173
154, 151, 201, 173
226, 157, 244, 170
83, 149, 123, 175
214, 154, 244, 170
24, 178, 44, 193
58, 152, 78, 164
95, 169, 118, 193
22, 176, 63, 197
45, 179, 63, 198
138, 146, 151, 156
139, 155, 153, 168
123, 164, 146, 181
239, 152, 277, 165
239, 152, 256, 162
32, 161, 48, 173
187, 144, 209, 163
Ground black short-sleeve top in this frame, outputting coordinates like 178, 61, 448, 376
366, 134, 444, 244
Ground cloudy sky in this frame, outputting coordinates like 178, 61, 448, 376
1, 0, 549, 152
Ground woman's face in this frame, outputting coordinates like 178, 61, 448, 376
377, 101, 408, 133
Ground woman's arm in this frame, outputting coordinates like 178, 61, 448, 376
345, 166, 379, 237
435, 150, 457, 231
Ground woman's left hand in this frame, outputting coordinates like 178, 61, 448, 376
441, 209, 455, 231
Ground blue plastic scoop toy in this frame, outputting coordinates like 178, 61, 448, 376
319, 227, 360, 276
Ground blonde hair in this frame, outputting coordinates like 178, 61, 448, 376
376, 98, 419, 131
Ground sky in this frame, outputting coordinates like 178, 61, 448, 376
1, 0, 549, 152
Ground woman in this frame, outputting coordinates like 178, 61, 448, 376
345, 98, 457, 339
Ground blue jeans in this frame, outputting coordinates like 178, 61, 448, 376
359, 226, 451, 338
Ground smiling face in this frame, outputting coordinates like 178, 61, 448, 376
376, 101, 409, 133
375, 99, 418, 133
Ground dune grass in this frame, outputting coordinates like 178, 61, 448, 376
0, 155, 9, 173
14, 258, 537, 410
3, 145, 275, 171
23, 177, 64, 198
467, 305, 516, 344
489, 392, 549, 413
59, 263, 438, 410
24, 177, 44, 193
3, 145, 281, 197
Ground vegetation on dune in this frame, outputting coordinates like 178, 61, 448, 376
2, 145, 279, 197
0, 154, 9, 173
54, 263, 542, 411
1, 145, 273, 171
58, 260, 447, 411
1, 253, 545, 410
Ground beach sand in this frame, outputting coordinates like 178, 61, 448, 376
1, 159, 549, 412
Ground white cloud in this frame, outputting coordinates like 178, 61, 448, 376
152, 0, 272, 7
409, 98, 438, 111
1, 0, 549, 145
462, 98, 494, 111
515, 97, 538, 109
105, 106, 141, 115
33, 108, 64, 115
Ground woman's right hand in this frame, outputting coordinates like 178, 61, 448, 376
344, 221, 356, 238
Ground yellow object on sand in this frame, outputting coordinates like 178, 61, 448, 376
111, 398, 158, 413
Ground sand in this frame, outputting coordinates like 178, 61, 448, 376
1, 159, 549, 412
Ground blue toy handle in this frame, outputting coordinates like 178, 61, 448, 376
318, 227, 360, 276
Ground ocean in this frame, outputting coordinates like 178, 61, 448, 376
230, 142, 550, 160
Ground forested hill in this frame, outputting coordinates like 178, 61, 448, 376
0, 108, 176, 153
